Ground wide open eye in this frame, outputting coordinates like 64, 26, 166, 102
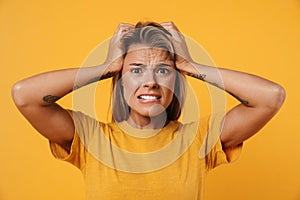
130, 68, 143, 73
156, 68, 171, 74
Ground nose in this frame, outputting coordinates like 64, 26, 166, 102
143, 82, 159, 89
142, 73, 159, 89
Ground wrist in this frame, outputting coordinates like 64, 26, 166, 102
176, 60, 196, 73
100, 64, 118, 79
178, 62, 207, 81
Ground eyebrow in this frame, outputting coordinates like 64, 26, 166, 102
128, 63, 146, 67
156, 63, 171, 67
128, 63, 172, 67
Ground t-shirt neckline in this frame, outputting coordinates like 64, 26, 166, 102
116, 120, 179, 138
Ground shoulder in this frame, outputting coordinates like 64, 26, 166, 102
179, 114, 223, 140
67, 109, 116, 140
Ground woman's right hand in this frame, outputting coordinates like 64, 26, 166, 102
104, 23, 134, 74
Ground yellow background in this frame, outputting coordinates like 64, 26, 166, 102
1, 0, 299, 199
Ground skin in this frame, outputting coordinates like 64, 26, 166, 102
160, 22, 286, 148
121, 45, 176, 129
11, 22, 285, 156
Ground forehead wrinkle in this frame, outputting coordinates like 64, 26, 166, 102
128, 46, 171, 58
134, 50, 172, 65
124, 47, 174, 71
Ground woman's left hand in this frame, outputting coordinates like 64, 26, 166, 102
160, 22, 193, 71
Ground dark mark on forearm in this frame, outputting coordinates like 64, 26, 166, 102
43, 95, 61, 104
184, 72, 206, 81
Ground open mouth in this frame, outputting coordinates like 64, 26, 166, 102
138, 95, 161, 100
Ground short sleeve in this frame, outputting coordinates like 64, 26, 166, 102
197, 113, 243, 170
205, 138, 243, 170
49, 109, 99, 170
50, 129, 86, 170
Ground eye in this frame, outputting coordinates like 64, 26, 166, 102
130, 68, 142, 73
157, 68, 170, 74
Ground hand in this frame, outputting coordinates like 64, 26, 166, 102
104, 23, 134, 74
160, 22, 193, 71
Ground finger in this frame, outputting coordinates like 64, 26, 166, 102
160, 21, 180, 32
161, 22, 185, 41
114, 23, 135, 34
160, 22, 182, 39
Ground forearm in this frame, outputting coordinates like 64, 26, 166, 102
182, 61, 285, 109
12, 64, 113, 107
180, 61, 285, 148
161, 21, 285, 148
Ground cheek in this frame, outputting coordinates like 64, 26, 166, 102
158, 75, 176, 93
122, 76, 139, 103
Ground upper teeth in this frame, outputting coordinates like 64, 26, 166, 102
140, 95, 158, 100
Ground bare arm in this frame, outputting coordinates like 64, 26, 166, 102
161, 21, 286, 150
12, 65, 116, 152
12, 23, 134, 152
182, 62, 285, 149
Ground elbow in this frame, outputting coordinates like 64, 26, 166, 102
11, 81, 28, 108
268, 84, 286, 111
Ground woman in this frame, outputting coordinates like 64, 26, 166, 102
12, 21, 285, 200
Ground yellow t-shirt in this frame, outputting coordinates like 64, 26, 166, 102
50, 110, 242, 200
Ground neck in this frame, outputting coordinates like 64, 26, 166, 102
127, 113, 169, 129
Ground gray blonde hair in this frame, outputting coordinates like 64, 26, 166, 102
112, 22, 186, 122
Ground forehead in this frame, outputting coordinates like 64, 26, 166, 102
125, 44, 173, 63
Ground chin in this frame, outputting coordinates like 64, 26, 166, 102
139, 105, 167, 118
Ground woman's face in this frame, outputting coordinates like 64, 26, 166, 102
121, 44, 176, 121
